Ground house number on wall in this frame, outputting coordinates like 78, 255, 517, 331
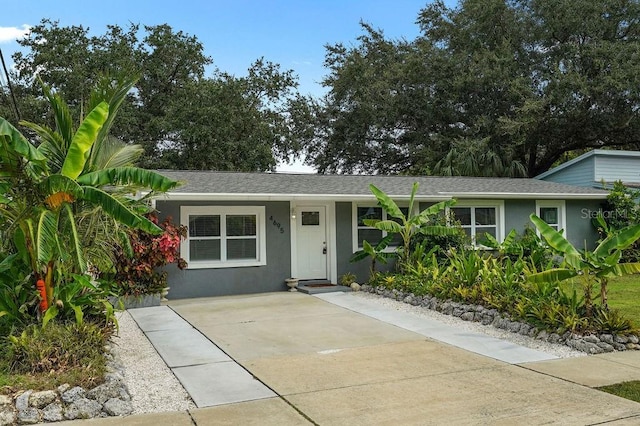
269, 216, 285, 234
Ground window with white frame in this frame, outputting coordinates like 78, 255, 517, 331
536, 200, 566, 232
353, 205, 409, 250
180, 206, 266, 268
449, 201, 503, 245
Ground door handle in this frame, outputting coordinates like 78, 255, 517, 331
322, 243, 327, 255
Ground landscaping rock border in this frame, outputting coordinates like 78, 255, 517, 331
0, 345, 132, 425
361, 284, 640, 355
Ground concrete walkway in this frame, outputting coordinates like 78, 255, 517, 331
68, 292, 640, 425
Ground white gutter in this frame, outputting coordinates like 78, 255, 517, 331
438, 192, 608, 200
150, 192, 454, 202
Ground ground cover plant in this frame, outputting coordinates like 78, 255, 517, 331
357, 184, 640, 337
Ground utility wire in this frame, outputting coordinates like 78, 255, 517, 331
0, 48, 21, 121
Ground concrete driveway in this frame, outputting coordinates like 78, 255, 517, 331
75, 292, 640, 425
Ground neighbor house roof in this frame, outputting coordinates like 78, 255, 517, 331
536, 149, 640, 187
155, 171, 609, 201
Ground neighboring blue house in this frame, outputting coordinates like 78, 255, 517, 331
153, 171, 608, 299
535, 150, 640, 189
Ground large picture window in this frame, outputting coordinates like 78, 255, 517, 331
181, 206, 266, 268
353, 205, 409, 250
449, 201, 504, 246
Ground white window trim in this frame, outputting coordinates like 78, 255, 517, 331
447, 200, 505, 247
180, 206, 267, 269
352, 203, 413, 252
536, 200, 566, 234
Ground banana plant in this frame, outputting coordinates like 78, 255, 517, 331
350, 234, 396, 275
0, 76, 180, 311
366, 183, 458, 270
528, 213, 640, 316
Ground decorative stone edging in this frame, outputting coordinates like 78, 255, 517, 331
361, 284, 640, 355
0, 345, 133, 425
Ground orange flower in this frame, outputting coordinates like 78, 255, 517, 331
45, 191, 75, 209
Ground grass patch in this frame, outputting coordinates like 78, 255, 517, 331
560, 274, 640, 327
0, 321, 110, 394
607, 275, 640, 325
598, 381, 640, 403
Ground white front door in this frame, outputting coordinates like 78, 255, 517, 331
295, 206, 327, 280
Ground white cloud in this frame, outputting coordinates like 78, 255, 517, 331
0, 25, 31, 44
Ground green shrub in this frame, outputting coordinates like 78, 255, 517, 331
107, 214, 187, 296
42, 274, 118, 329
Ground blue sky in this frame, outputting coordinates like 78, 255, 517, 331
0, 0, 454, 171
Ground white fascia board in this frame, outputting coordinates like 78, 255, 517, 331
438, 192, 608, 200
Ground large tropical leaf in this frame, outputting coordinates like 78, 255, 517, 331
364, 219, 403, 234
530, 214, 583, 268
88, 74, 138, 164
40, 81, 74, 147
91, 136, 144, 170
0, 118, 46, 164
527, 268, 578, 283
76, 167, 180, 192
61, 102, 109, 179
36, 209, 59, 268
594, 223, 640, 257
61, 203, 86, 273
82, 186, 162, 234
369, 184, 404, 220
602, 263, 640, 277
21, 121, 68, 173
413, 199, 456, 226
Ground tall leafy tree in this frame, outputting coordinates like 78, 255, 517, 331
160, 59, 308, 171
8, 19, 309, 171
305, 0, 640, 176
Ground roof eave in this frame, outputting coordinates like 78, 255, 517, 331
147, 191, 607, 201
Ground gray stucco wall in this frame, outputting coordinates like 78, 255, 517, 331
504, 199, 601, 249
565, 199, 602, 249
336, 201, 395, 284
504, 199, 536, 235
156, 200, 291, 298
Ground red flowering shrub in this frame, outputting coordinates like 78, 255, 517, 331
111, 214, 187, 296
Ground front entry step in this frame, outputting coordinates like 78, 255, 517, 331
297, 280, 352, 295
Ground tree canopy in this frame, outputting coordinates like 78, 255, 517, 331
3, 20, 307, 171
302, 0, 640, 176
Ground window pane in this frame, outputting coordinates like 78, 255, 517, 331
302, 211, 320, 226
190, 239, 220, 261
226, 215, 256, 236
227, 239, 257, 260
358, 229, 383, 247
475, 208, 496, 225
189, 215, 220, 237
451, 208, 471, 226
540, 207, 558, 225
476, 227, 496, 240
358, 207, 382, 226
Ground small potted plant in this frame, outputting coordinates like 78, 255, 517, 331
285, 277, 299, 292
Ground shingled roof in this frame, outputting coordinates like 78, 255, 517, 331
156, 171, 609, 200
